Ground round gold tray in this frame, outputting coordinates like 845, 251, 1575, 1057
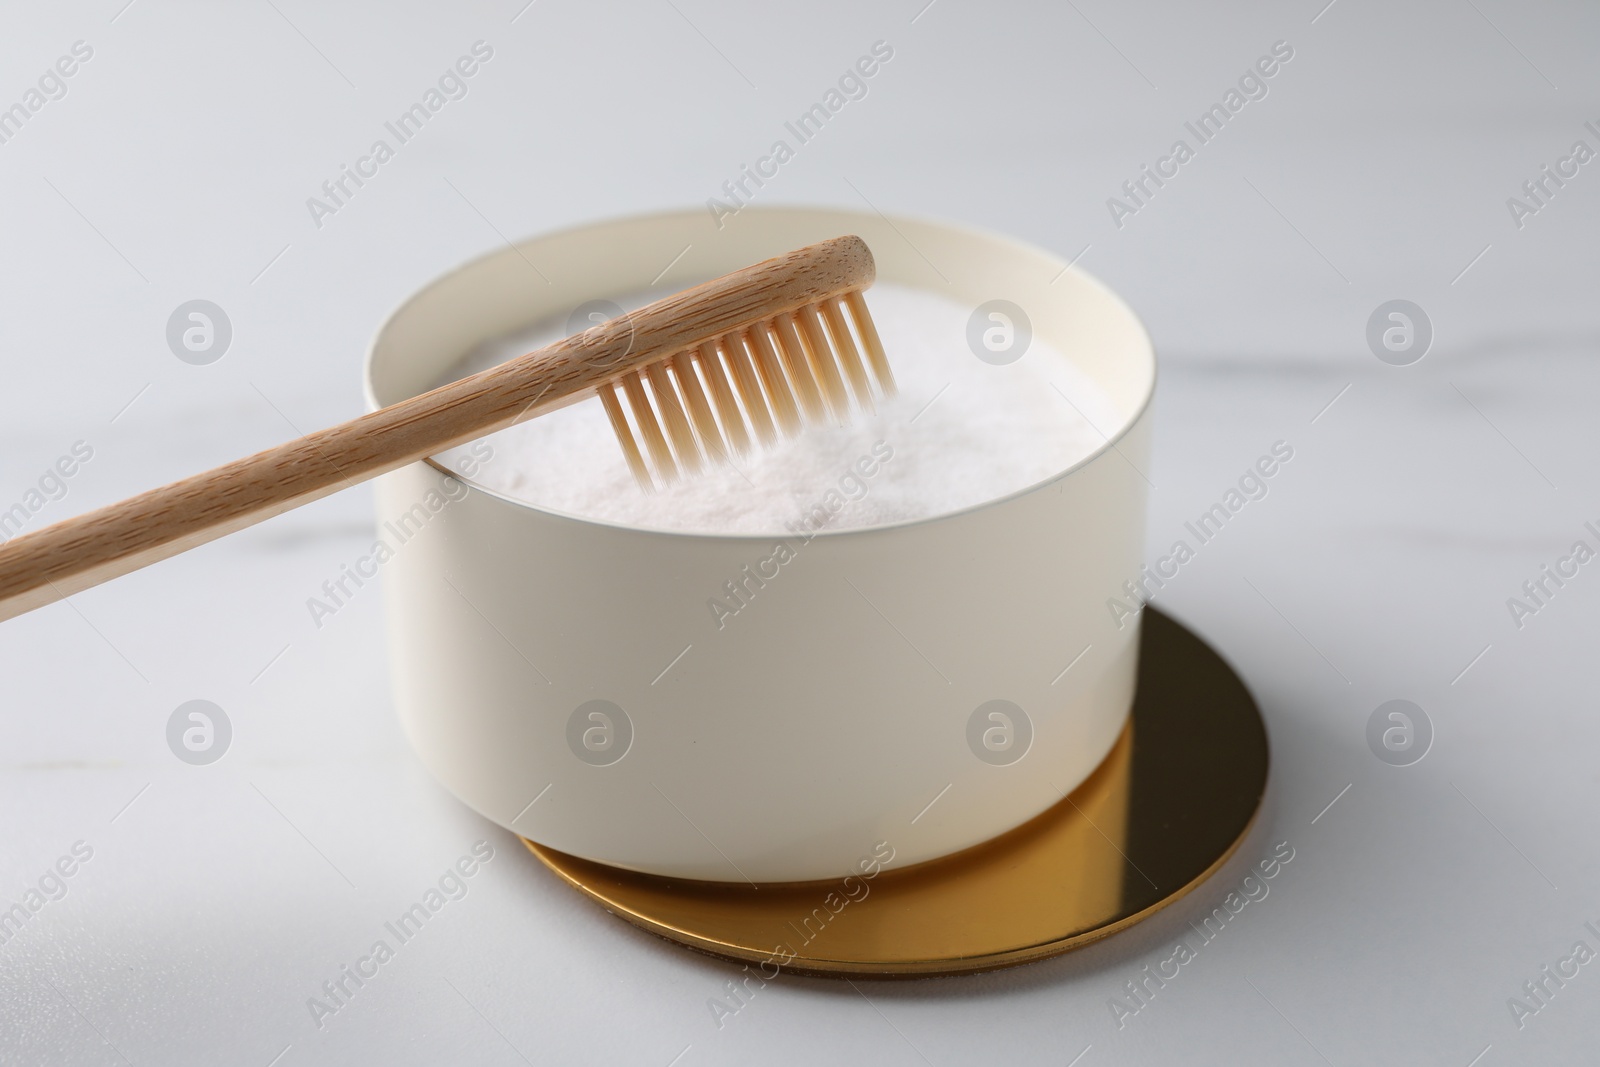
522, 608, 1269, 977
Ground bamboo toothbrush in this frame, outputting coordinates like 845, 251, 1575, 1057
0, 235, 892, 624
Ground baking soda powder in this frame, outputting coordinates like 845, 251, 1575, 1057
435, 284, 1124, 535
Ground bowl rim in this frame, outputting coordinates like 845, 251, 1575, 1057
362, 204, 1157, 543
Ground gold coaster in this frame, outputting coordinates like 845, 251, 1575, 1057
522, 608, 1268, 977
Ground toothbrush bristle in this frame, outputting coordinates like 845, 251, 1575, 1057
644, 360, 702, 477
722, 332, 778, 448
773, 311, 827, 423
746, 324, 803, 437
795, 303, 853, 423
619, 371, 674, 482
671, 352, 725, 463
821, 298, 875, 414
695, 340, 750, 458
599, 384, 650, 488
845, 290, 895, 397
602, 287, 891, 490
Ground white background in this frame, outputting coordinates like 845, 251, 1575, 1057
1, 0, 1598, 1063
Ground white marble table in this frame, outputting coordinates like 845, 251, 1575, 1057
2, 1, 1598, 1063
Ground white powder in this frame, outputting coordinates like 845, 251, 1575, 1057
433, 283, 1124, 535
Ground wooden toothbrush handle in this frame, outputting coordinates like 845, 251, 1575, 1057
0, 350, 583, 624
0, 234, 876, 623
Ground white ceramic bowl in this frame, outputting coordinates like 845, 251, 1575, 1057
365, 207, 1155, 882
